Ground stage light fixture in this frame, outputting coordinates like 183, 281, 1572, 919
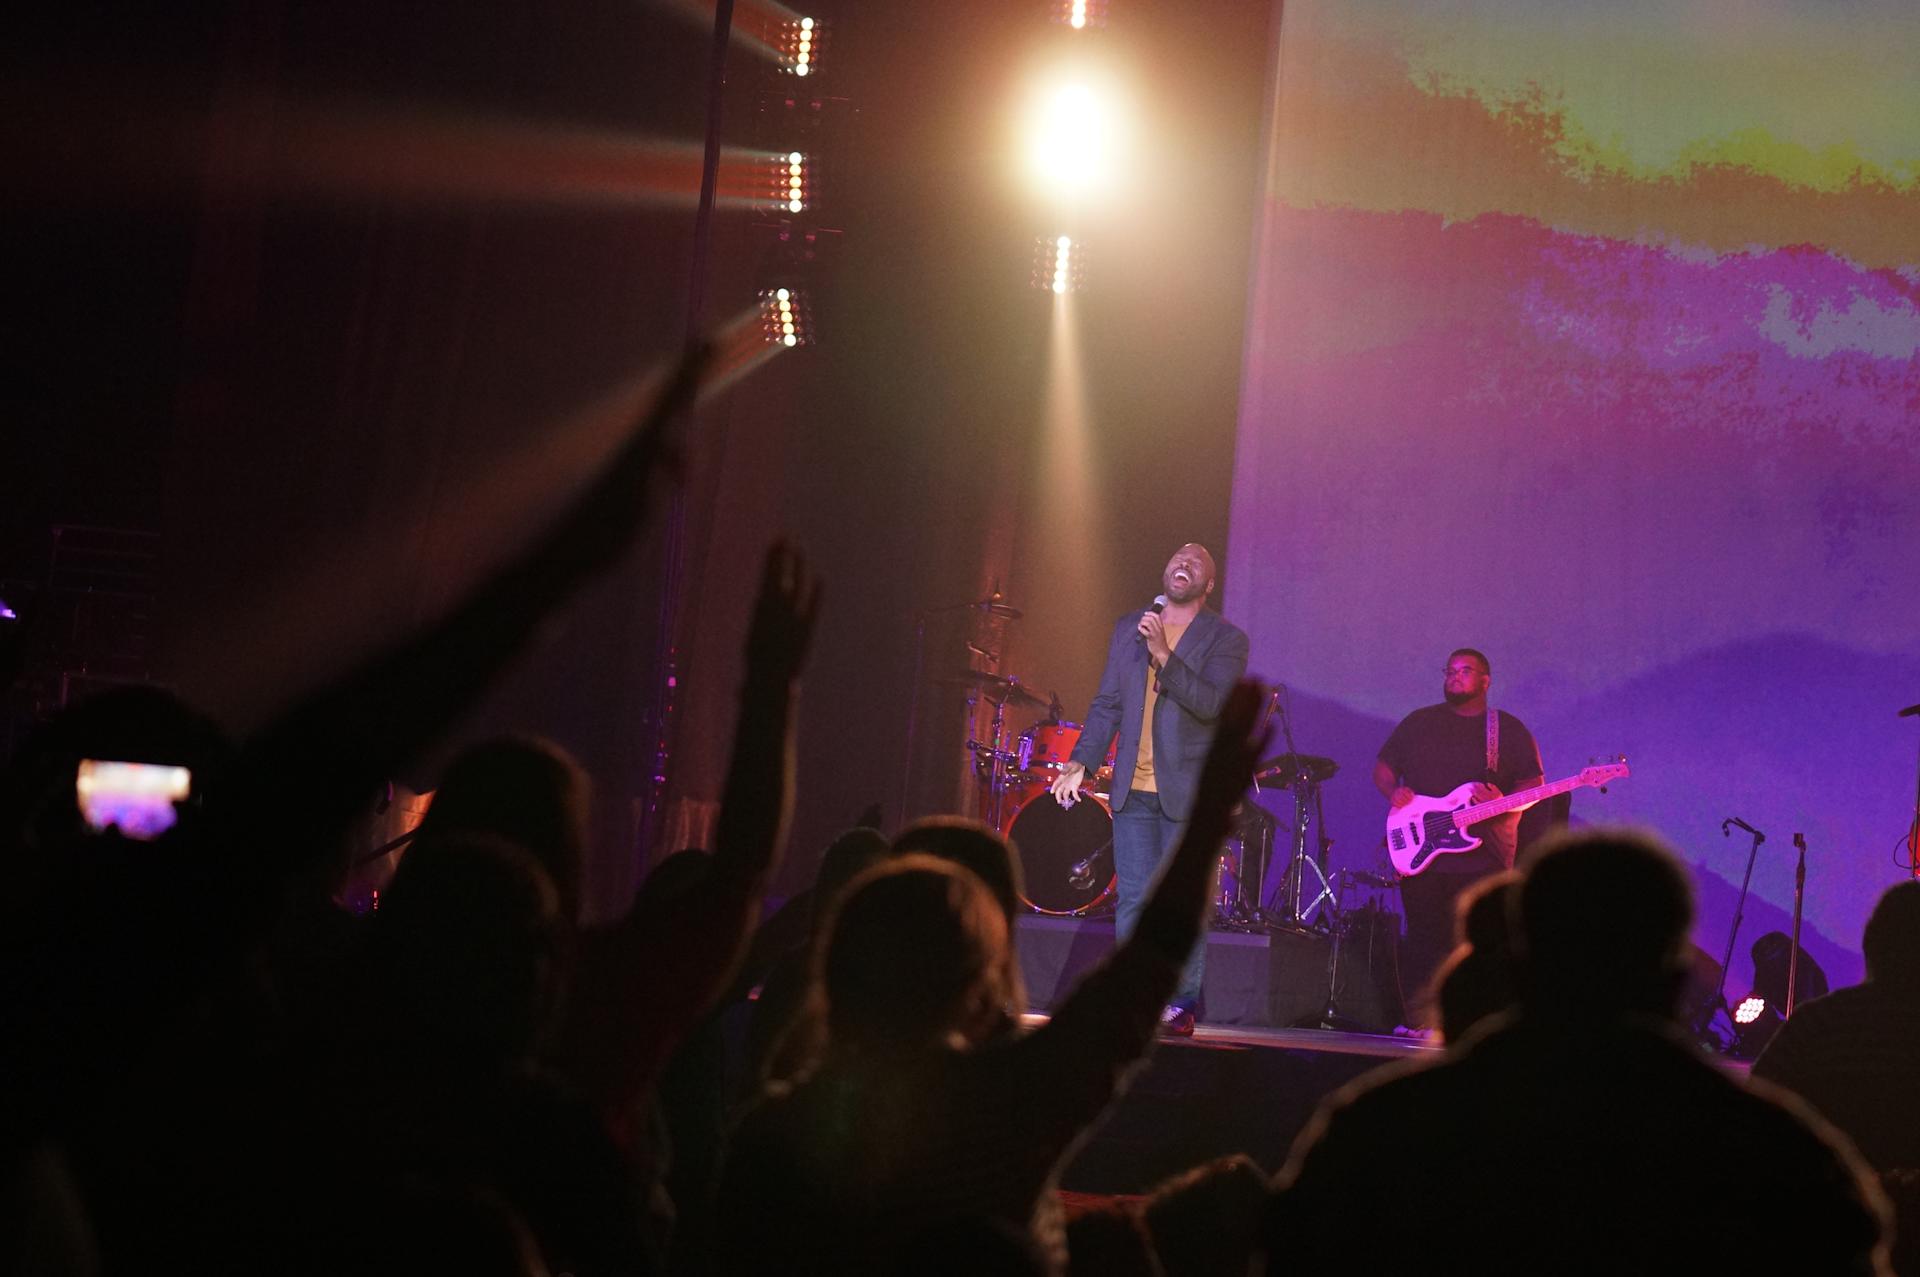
766, 150, 809, 215
778, 16, 825, 78
759, 286, 812, 347
1025, 80, 1119, 198
1053, 0, 1108, 29
1733, 995, 1766, 1025
1033, 234, 1085, 293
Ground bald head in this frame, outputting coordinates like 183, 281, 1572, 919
1163, 543, 1217, 605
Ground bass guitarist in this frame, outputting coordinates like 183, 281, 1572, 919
1373, 648, 1542, 1027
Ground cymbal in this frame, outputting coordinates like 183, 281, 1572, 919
970, 596, 1023, 620
1253, 752, 1339, 787
939, 670, 1046, 709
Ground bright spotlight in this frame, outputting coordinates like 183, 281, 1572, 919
1033, 234, 1084, 293
1733, 996, 1766, 1025
1025, 80, 1120, 198
760, 287, 813, 347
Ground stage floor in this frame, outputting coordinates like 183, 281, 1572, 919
1029, 1013, 1748, 1194
1024, 1013, 1424, 1193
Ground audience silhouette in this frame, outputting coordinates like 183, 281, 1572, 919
712, 684, 1269, 1274
1266, 828, 1891, 1274
1752, 881, 1920, 1176
8, 344, 1914, 1276
1431, 870, 1521, 1044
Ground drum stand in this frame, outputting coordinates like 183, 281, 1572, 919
1265, 690, 1336, 933
1268, 776, 1335, 932
965, 692, 1023, 831
1213, 804, 1277, 930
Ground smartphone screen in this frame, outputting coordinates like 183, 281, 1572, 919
76, 760, 193, 840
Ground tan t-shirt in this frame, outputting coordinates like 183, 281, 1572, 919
1130, 620, 1189, 793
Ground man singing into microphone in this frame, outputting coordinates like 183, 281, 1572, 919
1050, 543, 1249, 1035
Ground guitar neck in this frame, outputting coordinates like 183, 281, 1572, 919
1455, 773, 1591, 826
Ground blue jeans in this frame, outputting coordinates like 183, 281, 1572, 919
1112, 788, 1204, 1010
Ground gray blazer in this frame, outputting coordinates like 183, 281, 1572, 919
1068, 607, 1250, 822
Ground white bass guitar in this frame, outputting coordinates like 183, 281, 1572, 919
1385, 761, 1629, 877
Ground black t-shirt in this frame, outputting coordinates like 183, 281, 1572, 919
1378, 705, 1542, 872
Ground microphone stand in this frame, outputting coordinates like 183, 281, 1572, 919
1706, 817, 1766, 1039
1905, 701, 1920, 877
1788, 833, 1807, 1017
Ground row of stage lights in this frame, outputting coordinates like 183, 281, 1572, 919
1035, 235, 1083, 295
754, 16, 836, 350
772, 151, 808, 216
760, 287, 808, 348
777, 16, 824, 78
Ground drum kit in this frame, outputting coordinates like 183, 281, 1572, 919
939, 594, 1349, 935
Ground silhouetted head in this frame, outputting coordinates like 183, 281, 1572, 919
1062, 1205, 1158, 1277
1458, 870, 1521, 952
894, 1216, 1049, 1277
890, 817, 1023, 924
645, 846, 714, 898
1434, 871, 1523, 1042
1143, 1154, 1267, 1277
418, 736, 588, 921
813, 825, 889, 931
290, 1182, 548, 1277
1516, 827, 1693, 1020
816, 855, 1022, 1055
1864, 880, 1920, 993
373, 832, 565, 1071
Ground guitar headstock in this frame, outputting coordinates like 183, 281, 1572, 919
1580, 755, 1630, 790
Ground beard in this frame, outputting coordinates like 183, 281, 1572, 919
1165, 580, 1201, 604
1443, 687, 1476, 706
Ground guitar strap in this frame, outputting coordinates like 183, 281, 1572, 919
1485, 708, 1500, 781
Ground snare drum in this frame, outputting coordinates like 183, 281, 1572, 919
1004, 790, 1116, 916
1016, 721, 1117, 791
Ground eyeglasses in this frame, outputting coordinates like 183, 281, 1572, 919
1442, 665, 1488, 678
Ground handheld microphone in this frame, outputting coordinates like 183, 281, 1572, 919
1900, 703, 1920, 718
1136, 595, 1168, 643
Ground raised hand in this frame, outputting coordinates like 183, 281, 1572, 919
743, 541, 822, 689
1185, 681, 1272, 840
